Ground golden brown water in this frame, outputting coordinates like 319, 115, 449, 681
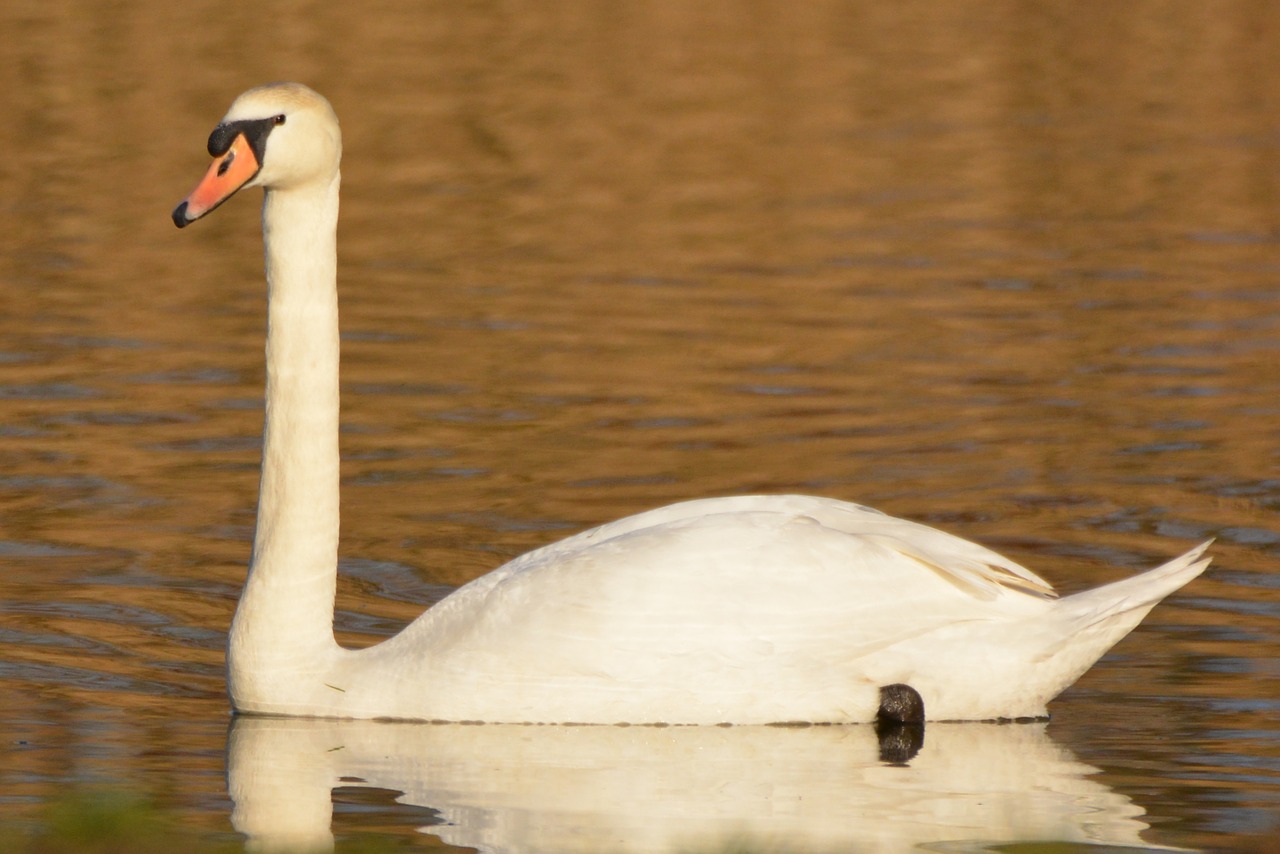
2, 0, 1278, 849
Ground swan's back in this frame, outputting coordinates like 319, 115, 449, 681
327, 495, 1208, 724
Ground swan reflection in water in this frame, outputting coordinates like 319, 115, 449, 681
227, 716, 1171, 853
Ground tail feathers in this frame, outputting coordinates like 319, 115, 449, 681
1031, 540, 1212, 675
1056, 540, 1213, 631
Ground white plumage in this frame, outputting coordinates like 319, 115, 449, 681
174, 82, 1210, 724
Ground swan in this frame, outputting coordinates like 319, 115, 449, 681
172, 82, 1211, 725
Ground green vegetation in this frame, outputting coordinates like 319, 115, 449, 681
3, 791, 235, 854
2, 789, 428, 854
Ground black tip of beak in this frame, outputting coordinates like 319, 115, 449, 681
172, 202, 191, 229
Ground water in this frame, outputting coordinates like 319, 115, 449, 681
2, 1, 1279, 850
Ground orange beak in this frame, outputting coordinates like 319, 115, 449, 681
172, 132, 261, 228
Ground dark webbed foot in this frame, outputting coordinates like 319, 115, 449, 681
876, 683, 925, 724
875, 683, 925, 764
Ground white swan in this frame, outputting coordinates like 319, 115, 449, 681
173, 82, 1211, 725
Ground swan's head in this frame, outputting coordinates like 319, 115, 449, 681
173, 82, 341, 228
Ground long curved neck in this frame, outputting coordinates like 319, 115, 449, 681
229, 172, 343, 706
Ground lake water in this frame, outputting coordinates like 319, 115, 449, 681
2, 1, 1278, 850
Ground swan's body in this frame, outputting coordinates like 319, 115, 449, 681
174, 83, 1211, 724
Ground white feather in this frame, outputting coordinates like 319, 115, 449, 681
175, 83, 1211, 724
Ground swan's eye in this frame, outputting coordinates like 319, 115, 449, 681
274, 114, 286, 125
